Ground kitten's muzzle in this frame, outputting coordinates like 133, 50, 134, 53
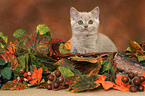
84, 26, 88, 28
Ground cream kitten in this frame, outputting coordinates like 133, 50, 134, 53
70, 7, 117, 54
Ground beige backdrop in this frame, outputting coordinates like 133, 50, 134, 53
0, 0, 145, 51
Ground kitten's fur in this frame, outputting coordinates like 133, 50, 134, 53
70, 7, 117, 54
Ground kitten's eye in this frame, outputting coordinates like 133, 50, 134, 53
78, 20, 83, 25
88, 20, 93, 24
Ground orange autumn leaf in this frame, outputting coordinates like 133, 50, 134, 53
113, 85, 129, 91
113, 75, 130, 91
97, 75, 107, 81
94, 75, 115, 90
65, 39, 71, 50
29, 65, 43, 85
6, 42, 16, 54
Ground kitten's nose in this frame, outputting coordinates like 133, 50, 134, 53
84, 26, 88, 28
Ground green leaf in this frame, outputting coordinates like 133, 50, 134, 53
1, 67, 12, 79
70, 56, 99, 63
58, 66, 74, 79
137, 55, 145, 62
0, 32, 8, 44
55, 58, 75, 69
0, 59, 6, 65
14, 54, 27, 77
67, 74, 100, 93
13, 29, 26, 38
59, 43, 70, 54
36, 24, 50, 35
55, 58, 81, 76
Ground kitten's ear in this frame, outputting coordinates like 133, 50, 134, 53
70, 7, 79, 20
91, 6, 99, 19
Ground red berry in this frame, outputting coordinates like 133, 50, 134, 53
23, 72, 28, 77
122, 76, 129, 84
21, 69, 25, 74
27, 76, 32, 81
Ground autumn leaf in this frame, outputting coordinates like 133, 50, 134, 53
48, 38, 65, 57
36, 24, 50, 35
1, 81, 27, 90
70, 56, 101, 63
94, 75, 115, 90
6, 42, 16, 54
29, 65, 43, 85
13, 29, 26, 38
0, 52, 18, 70
67, 74, 100, 93
113, 75, 130, 91
129, 40, 142, 51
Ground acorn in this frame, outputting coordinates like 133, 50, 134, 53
129, 85, 137, 92
48, 74, 54, 81
58, 76, 64, 83
55, 70, 61, 77
53, 82, 59, 88
133, 78, 141, 86
27, 72, 32, 76
47, 84, 53, 90
122, 76, 129, 84
137, 84, 144, 92
138, 76, 145, 83
17, 76, 21, 82
128, 72, 135, 79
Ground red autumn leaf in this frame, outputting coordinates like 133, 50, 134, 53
29, 65, 43, 85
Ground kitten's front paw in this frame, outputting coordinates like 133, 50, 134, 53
77, 48, 96, 54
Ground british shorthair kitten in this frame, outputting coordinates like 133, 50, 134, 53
70, 7, 117, 54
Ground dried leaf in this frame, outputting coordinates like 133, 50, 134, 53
6, 42, 16, 54
129, 40, 142, 51
29, 65, 43, 84
70, 56, 101, 63
113, 75, 130, 91
48, 38, 65, 57
1, 81, 27, 90
0, 52, 18, 70
67, 74, 99, 93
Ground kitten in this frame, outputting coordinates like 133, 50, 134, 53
70, 7, 117, 54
